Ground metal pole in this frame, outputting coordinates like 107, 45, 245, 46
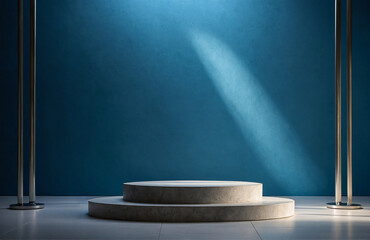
10, 0, 43, 210
347, 0, 353, 206
345, 0, 360, 209
334, 0, 342, 205
29, 0, 36, 204
27, 0, 43, 209
327, 0, 361, 209
327, 0, 343, 209
17, 0, 24, 206
10, 0, 25, 210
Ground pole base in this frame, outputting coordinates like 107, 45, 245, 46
9, 203, 44, 210
327, 202, 361, 210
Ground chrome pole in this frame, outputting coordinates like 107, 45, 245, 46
10, 0, 25, 210
29, 0, 36, 204
11, 0, 44, 210
17, 0, 24, 206
334, 0, 342, 205
10, 0, 24, 209
347, 0, 353, 206
327, 0, 343, 209
28, 0, 43, 209
327, 0, 361, 210
346, 0, 361, 209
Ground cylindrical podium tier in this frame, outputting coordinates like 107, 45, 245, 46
123, 181, 262, 204
88, 196, 294, 222
89, 180, 294, 222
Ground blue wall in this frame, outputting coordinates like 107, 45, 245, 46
1, 0, 369, 196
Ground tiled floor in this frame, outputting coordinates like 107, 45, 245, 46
0, 196, 369, 240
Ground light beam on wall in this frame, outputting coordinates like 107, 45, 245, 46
189, 29, 323, 193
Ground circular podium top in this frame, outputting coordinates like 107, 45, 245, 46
125, 180, 259, 187
123, 180, 262, 204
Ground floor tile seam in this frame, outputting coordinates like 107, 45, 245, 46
251, 222, 263, 240
156, 223, 163, 240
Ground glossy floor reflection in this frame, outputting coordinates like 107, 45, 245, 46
0, 196, 369, 240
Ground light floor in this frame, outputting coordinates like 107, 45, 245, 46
0, 196, 369, 240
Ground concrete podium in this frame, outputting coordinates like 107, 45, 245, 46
88, 180, 294, 222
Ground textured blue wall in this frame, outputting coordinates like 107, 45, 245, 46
1, 0, 369, 196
